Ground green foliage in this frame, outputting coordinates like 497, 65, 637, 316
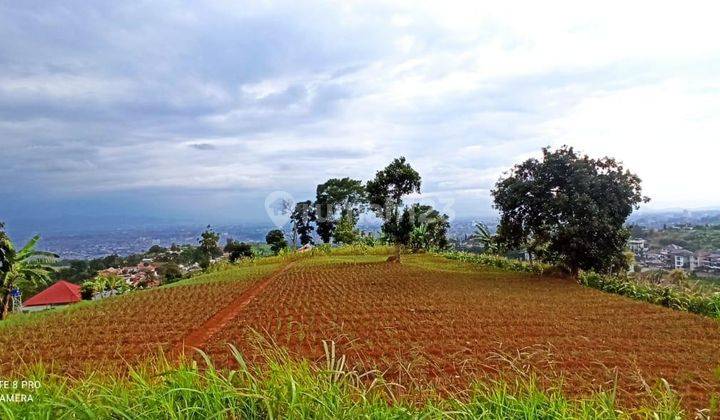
198, 225, 222, 260
366, 157, 422, 245
223, 239, 253, 263
409, 224, 429, 251
643, 225, 720, 252
156, 262, 184, 284
0, 345, 686, 418
493, 146, 648, 276
265, 229, 288, 254
80, 281, 95, 300
442, 251, 549, 275
146, 244, 167, 254
332, 214, 360, 245
89, 273, 130, 295
315, 177, 366, 243
403, 204, 450, 250
470, 222, 501, 254
0, 230, 58, 319
291, 200, 316, 246
579, 271, 720, 318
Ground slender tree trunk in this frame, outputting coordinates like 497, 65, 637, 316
0, 291, 11, 320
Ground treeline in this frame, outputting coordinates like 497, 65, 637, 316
265, 157, 450, 254
53, 233, 267, 285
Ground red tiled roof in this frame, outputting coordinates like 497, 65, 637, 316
23, 280, 82, 307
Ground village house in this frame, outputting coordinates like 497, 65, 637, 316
657, 244, 699, 270
22, 280, 82, 312
627, 238, 649, 256
695, 250, 720, 273
98, 262, 161, 288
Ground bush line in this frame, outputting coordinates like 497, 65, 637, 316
440, 251, 720, 319
578, 271, 720, 319
440, 251, 549, 275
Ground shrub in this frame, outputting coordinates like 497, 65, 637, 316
441, 251, 549, 275
80, 281, 95, 300
578, 271, 720, 319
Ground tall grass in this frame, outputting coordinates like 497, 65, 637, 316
0, 344, 690, 419
441, 251, 550, 275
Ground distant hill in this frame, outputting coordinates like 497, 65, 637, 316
629, 209, 720, 229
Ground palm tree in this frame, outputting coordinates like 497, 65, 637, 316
470, 222, 499, 254
0, 230, 58, 320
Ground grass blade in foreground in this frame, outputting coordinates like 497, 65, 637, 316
0, 345, 690, 419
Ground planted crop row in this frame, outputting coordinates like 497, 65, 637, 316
204, 259, 720, 410
579, 271, 720, 318
0, 264, 278, 374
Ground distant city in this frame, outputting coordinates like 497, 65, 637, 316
4, 209, 719, 261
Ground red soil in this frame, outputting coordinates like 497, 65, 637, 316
173, 262, 295, 355
0, 264, 278, 374
204, 259, 720, 410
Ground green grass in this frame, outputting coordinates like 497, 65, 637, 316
0, 344, 690, 419
1, 249, 713, 418
579, 271, 720, 319
439, 251, 551, 275
2, 261, 282, 330
172, 261, 280, 287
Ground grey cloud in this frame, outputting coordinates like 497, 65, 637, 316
189, 143, 217, 151
1, 1, 717, 227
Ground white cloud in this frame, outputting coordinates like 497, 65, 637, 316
1, 0, 719, 223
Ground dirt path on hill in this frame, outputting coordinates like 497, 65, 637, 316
172, 261, 296, 356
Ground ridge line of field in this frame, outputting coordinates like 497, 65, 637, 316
172, 261, 296, 356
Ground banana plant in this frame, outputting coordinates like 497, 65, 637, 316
0, 231, 58, 319
470, 222, 500, 254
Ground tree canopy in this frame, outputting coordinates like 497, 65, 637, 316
315, 178, 366, 243
265, 229, 288, 255
492, 146, 648, 275
290, 200, 316, 246
366, 157, 421, 213
366, 157, 422, 245
198, 225, 221, 269
224, 239, 253, 262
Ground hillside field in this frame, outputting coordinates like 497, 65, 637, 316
1, 252, 719, 413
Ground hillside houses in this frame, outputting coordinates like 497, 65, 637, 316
99, 262, 161, 288
628, 238, 649, 255
629, 238, 720, 273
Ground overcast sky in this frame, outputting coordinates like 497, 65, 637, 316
1, 1, 719, 231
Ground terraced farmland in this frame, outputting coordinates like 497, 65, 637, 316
0, 262, 279, 374
1, 253, 719, 411
203, 255, 720, 409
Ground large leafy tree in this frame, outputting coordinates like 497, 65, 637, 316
315, 178, 366, 243
492, 146, 648, 276
0, 223, 58, 319
198, 225, 221, 269
224, 239, 253, 262
366, 157, 421, 250
290, 200, 316, 246
265, 229, 288, 255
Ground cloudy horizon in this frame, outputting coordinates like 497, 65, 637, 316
2, 1, 719, 233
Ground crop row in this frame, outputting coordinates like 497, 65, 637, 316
0, 264, 278, 374
204, 260, 720, 410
